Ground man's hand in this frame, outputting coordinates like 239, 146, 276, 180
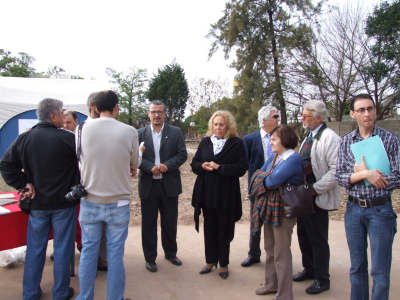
209, 161, 220, 170
354, 155, 388, 189
21, 183, 35, 201
354, 155, 368, 173
366, 169, 389, 189
202, 162, 214, 172
151, 166, 161, 176
158, 163, 168, 173
130, 165, 138, 177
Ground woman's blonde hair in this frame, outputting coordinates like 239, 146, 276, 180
206, 110, 239, 139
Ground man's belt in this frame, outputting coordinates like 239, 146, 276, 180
348, 195, 391, 208
153, 179, 163, 183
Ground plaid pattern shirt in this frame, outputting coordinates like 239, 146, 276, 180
335, 124, 400, 199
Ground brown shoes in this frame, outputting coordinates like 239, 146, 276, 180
255, 287, 278, 295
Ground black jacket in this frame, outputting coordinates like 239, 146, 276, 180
191, 137, 248, 241
137, 124, 187, 199
0, 122, 80, 210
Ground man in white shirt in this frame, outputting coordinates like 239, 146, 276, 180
241, 105, 280, 267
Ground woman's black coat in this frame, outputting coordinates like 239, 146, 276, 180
191, 136, 248, 242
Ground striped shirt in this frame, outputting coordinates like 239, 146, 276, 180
335, 125, 400, 199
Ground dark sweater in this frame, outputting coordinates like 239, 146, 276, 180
191, 136, 248, 241
0, 122, 80, 210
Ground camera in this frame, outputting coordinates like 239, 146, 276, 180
65, 184, 87, 201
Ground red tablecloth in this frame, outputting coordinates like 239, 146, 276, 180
0, 191, 81, 251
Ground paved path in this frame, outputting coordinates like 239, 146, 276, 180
1, 220, 399, 299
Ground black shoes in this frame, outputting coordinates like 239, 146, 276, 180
241, 256, 260, 267
306, 280, 330, 295
293, 269, 316, 282
199, 263, 218, 274
165, 256, 182, 266
219, 270, 229, 279
65, 287, 74, 300
146, 262, 158, 272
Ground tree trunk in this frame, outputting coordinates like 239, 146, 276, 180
267, 4, 287, 124
169, 107, 173, 125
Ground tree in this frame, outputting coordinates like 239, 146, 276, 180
365, 0, 400, 111
187, 77, 232, 122
147, 60, 189, 124
366, 1, 400, 69
207, 0, 324, 124
0, 49, 36, 77
106, 67, 148, 127
47, 65, 65, 78
290, 5, 367, 121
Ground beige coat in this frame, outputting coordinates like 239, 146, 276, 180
300, 125, 342, 210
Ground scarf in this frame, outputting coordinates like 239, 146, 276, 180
210, 134, 227, 155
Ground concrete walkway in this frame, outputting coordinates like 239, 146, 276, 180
1, 220, 399, 299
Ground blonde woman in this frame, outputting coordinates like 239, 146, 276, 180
191, 111, 248, 279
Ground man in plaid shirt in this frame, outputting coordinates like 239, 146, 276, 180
336, 94, 400, 300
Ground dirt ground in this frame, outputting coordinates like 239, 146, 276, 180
1, 141, 400, 224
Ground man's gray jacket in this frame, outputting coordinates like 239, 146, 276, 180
137, 124, 187, 199
299, 124, 342, 210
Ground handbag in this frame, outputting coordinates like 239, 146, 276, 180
279, 172, 315, 218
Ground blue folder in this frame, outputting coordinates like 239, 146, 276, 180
350, 135, 391, 186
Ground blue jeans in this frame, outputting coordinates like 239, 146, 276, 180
345, 200, 397, 300
23, 206, 76, 300
76, 200, 130, 300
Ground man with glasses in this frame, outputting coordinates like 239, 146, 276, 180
138, 100, 187, 272
293, 100, 341, 295
241, 105, 280, 267
336, 94, 400, 300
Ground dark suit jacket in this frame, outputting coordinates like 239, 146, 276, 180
138, 124, 187, 199
243, 130, 265, 202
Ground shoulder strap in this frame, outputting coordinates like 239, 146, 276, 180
76, 121, 86, 162
267, 154, 279, 173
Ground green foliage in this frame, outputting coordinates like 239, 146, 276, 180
0, 49, 36, 77
106, 67, 148, 127
365, 1, 400, 109
366, 1, 400, 67
208, 0, 325, 124
71, 75, 84, 79
147, 60, 189, 124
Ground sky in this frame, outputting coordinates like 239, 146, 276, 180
2, 0, 382, 90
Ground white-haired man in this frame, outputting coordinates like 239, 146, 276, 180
241, 105, 280, 267
293, 100, 341, 295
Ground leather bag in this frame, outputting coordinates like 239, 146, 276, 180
279, 173, 315, 218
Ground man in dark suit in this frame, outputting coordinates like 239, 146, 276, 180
138, 100, 188, 272
241, 105, 280, 267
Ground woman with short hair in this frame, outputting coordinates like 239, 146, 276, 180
191, 110, 248, 279
252, 124, 303, 299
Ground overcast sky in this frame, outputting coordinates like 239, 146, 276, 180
2, 0, 382, 88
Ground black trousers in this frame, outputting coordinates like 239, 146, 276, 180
141, 180, 178, 263
203, 207, 231, 267
297, 202, 330, 285
248, 199, 262, 258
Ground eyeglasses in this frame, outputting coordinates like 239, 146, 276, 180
301, 114, 313, 119
271, 115, 280, 119
352, 106, 374, 114
149, 111, 165, 115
